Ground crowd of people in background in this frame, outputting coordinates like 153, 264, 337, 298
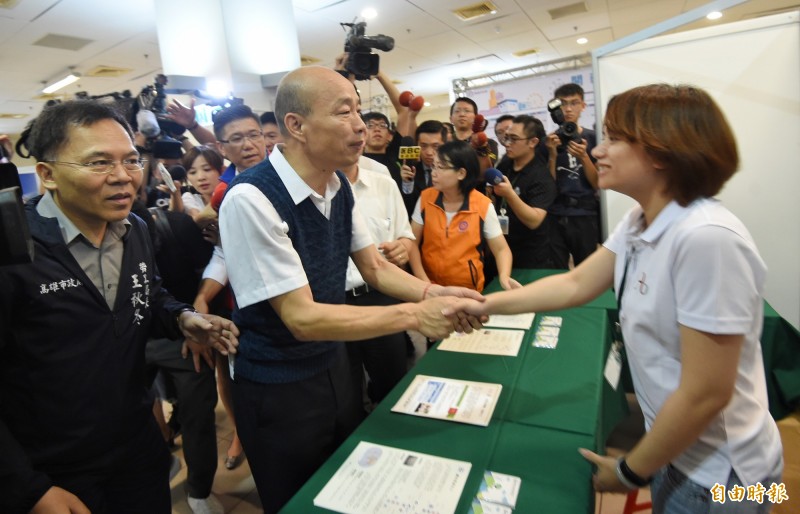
0, 47, 781, 514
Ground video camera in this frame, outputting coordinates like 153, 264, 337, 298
135, 74, 185, 160
342, 22, 394, 81
547, 98, 582, 152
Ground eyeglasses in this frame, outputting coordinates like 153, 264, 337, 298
366, 122, 389, 130
44, 158, 147, 175
432, 162, 456, 172
559, 100, 583, 108
219, 131, 264, 146
452, 108, 474, 115
501, 135, 533, 145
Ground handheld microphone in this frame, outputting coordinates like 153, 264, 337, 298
484, 167, 504, 185
472, 113, 488, 133
398, 136, 420, 161
210, 182, 228, 212
168, 165, 187, 183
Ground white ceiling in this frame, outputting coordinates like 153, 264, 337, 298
0, 0, 797, 135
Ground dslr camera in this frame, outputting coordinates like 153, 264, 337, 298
547, 98, 582, 152
342, 22, 394, 81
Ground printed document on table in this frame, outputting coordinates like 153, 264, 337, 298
391, 375, 502, 426
313, 441, 471, 514
483, 312, 535, 330
438, 329, 524, 357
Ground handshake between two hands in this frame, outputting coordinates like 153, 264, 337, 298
416, 285, 490, 341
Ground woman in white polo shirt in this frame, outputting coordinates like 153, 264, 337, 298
449, 84, 783, 513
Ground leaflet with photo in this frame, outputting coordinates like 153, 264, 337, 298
313, 441, 471, 514
391, 374, 502, 426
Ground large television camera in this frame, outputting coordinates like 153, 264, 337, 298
547, 98, 582, 152
342, 22, 394, 81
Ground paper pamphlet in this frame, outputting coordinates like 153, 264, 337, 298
483, 312, 535, 330
313, 441, 471, 514
476, 471, 521, 509
391, 375, 502, 426
469, 499, 513, 514
437, 329, 524, 357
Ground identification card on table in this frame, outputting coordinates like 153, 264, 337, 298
438, 329, 524, 357
391, 375, 502, 426
313, 441, 471, 514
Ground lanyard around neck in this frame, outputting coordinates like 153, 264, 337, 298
616, 246, 636, 313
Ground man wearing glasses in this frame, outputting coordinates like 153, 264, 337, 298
449, 97, 499, 163
492, 115, 566, 270
0, 100, 238, 514
213, 104, 268, 184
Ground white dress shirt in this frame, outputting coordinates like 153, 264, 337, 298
345, 167, 414, 291
219, 146, 373, 309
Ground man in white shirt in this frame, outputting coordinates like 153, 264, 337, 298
341, 160, 424, 413
218, 65, 484, 513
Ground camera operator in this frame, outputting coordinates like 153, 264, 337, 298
545, 83, 600, 267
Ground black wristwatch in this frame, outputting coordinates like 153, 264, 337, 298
175, 307, 198, 325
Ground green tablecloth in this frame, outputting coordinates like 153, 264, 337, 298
281, 271, 627, 513
500, 269, 800, 420
280, 269, 799, 513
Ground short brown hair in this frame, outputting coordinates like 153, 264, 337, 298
604, 84, 738, 206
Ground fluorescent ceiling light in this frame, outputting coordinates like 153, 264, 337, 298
42, 73, 80, 94
361, 7, 377, 19
577, 37, 588, 45
706, 11, 722, 20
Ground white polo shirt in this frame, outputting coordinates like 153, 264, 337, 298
219, 146, 373, 309
345, 167, 414, 291
604, 198, 782, 488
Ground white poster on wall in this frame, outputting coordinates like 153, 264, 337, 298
464, 67, 595, 133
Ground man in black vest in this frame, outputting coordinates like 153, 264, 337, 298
0, 100, 238, 514
218, 66, 485, 513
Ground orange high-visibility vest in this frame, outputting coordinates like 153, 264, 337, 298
419, 188, 492, 291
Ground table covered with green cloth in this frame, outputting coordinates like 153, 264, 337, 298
280, 270, 627, 513
501, 269, 800, 420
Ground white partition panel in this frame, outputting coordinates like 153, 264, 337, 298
595, 12, 800, 328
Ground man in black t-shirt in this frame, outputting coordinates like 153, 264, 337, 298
492, 115, 566, 270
